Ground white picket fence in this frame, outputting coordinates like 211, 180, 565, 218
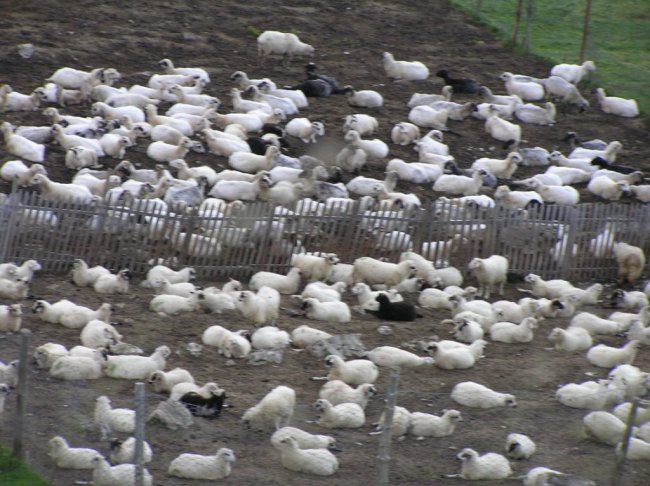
1, 189, 649, 281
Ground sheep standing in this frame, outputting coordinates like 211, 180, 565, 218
613, 242, 646, 285
468, 255, 509, 299
242, 385, 296, 430
257, 31, 314, 64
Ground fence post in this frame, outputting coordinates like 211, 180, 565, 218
611, 398, 642, 486
377, 368, 400, 486
133, 382, 146, 486
512, 0, 523, 44
522, 0, 534, 51
475, 0, 483, 15
579, 0, 593, 63
12, 329, 31, 460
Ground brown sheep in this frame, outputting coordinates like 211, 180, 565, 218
613, 242, 646, 285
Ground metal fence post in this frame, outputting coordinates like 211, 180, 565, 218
611, 398, 641, 486
377, 368, 400, 486
12, 329, 31, 460
133, 382, 146, 486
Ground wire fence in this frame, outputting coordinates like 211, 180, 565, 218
2, 190, 650, 282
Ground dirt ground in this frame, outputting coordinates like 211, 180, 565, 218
1, 0, 650, 485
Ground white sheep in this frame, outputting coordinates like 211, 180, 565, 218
251, 326, 291, 350
550, 60, 596, 84
49, 350, 105, 380
527, 179, 580, 205
452, 317, 485, 343
547, 327, 593, 352
169, 381, 221, 401
228, 145, 279, 173
408, 105, 449, 130
367, 346, 434, 370
505, 433, 536, 459
433, 171, 485, 196
343, 114, 378, 136
408, 409, 462, 440
596, 87, 639, 117
148, 368, 195, 393
556, 379, 624, 410
542, 75, 590, 110
236, 287, 280, 325
451, 381, 517, 408
257, 31, 314, 63
344, 129, 389, 159
515, 102, 556, 125
47, 436, 101, 469
94, 395, 136, 438
471, 152, 521, 179
109, 437, 153, 465
290, 325, 333, 348
493, 185, 542, 209
0, 304, 22, 332
500, 72, 544, 101
33, 343, 69, 370
352, 257, 416, 288
302, 298, 351, 323
28, 173, 93, 204
242, 385, 296, 430
569, 312, 624, 335
582, 411, 627, 445
319, 380, 376, 409
168, 448, 235, 480
323, 355, 379, 385
386, 159, 442, 184
408, 86, 453, 107
586, 340, 640, 368
80, 319, 122, 349
447, 448, 512, 480
391, 122, 421, 145
104, 345, 170, 379
275, 437, 338, 476
490, 317, 538, 343
484, 108, 521, 148
587, 176, 629, 201
94, 269, 131, 294
613, 242, 646, 285
468, 255, 508, 299
149, 292, 200, 316
271, 427, 335, 450
371, 406, 412, 438
159, 58, 210, 84
382, 52, 429, 80
249, 267, 302, 294
345, 87, 383, 108
426, 340, 485, 370
290, 253, 340, 282
91, 456, 152, 486
313, 399, 365, 428
616, 437, 650, 460
143, 265, 195, 287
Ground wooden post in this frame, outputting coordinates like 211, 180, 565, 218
12, 329, 31, 460
376, 368, 400, 486
475, 0, 483, 15
512, 0, 523, 44
523, 0, 534, 51
133, 382, 146, 486
612, 398, 641, 486
579, 0, 593, 63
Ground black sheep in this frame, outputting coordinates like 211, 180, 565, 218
372, 293, 419, 321
179, 389, 228, 418
590, 156, 640, 176
436, 70, 480, 94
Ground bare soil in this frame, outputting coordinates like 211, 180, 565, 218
1, 1, 650, 485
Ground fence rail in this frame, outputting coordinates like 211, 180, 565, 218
1, 190, 649, 281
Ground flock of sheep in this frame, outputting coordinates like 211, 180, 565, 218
0, 14, 648, 485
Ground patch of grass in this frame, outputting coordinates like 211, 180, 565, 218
0, 446, 47, 486
450, 0, 650, 119
245, 25, 262, 37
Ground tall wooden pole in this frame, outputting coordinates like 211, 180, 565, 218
512, 0, 523, 44
579, 0, 593, 63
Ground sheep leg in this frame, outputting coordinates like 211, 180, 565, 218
498, 281, 505, 295
441, 474, 463, 479
310, 376, 328, 381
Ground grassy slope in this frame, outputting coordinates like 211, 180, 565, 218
0, 446, 47, 486
449, 0, 650, 117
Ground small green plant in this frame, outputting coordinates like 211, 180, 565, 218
245, 26, 262, 37
0, 446, 47, 485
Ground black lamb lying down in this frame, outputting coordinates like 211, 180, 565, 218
179, 388, 228, 418
371, 294, 421, 321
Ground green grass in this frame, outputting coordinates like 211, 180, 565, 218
449, 0, 650, 119
0, 446, 47, 485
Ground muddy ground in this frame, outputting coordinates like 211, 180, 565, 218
1, 0, 650, 485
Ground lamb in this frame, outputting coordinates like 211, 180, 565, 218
347, 172, 398, 196
275, 437, 338, 476
168, 448, 235, 480
382, 52, 429, 80
446, 448, 512, 480
91, 456, 152, 486
271, 427, 335, 450
468, 255, 508, 299
500, 72, 544, 101
94, 395, 136, 438
168, 158, 218, 186
148, 368, 195, 393
587, 176, 629, 201
149, 292, 200, 316
152, 278, 196, 298
408, 409, 462, 440
1, 160, 47, 185
555, 379, 624, 409
490, 317, 538, 343
586, 340, 640, 368
527, 179, 580, 205
237, 287, 280, 325
353, 257, 417, 288
93, 269, 131, 294
249, 267, 302, 294
344, 87, 384, 108
494, 185, 543, 209
344, 129, 389, 159
613, 242, 646, 285
408, 86, 453, 107
390, 122, 421, 146
470, 152, 521, 179
145, 137, 193, 163
0, 360, 18, 388
596, 87, 639, 117
551, 60, 596, 84
484, 108, 521, 148
242, 385, 296, 430
290, 325, 332, 349
370, 405, 411, 438
319, 380, 376, 409
451, 381, 517, 408
521, 273, 577, 299
0, 278, 28, 300
301, 298, 351, 323
515, 102, 556, 125
433, 170, 485, 196
34, 343, 69, 370
408, 105, 449, 130
104, 345, 170, 380
291, 253, 339, 282
386, 158, 442, 184
49, 350, 106, 380
569, 312, 624, 335
28, 173, 93, 204
109, 437, 153, 465
542, 75, 590, 110
143, 265, 195, 287
426, 340, 485, 370
505, 433, 536, 459
343, 114, 379, 136
0, 86, 40, 112
452, 317, 485, 343
228, 145, 279, 173
367, 346, 434, 370
145, 104, 193, 136
47, 436, 101, 469
251, 326, 291, 350
313, 399, 365, 429
582, 411, 627, 445
257, 31, 314, 64
0, 304, 21, 333
548, 327, 593, 352
323, 355, 379, 385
